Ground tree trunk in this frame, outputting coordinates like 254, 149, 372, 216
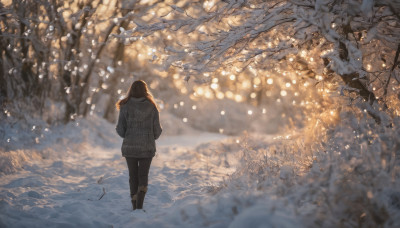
103, 19, 131, 122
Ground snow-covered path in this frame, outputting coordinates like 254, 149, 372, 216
0, 127, 232, 228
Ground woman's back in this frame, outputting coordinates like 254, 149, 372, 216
116, 97, 162, 158
124, 97, 156, 135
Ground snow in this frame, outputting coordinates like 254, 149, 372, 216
361, 0, 374, 18
229, 204, 299, 228
0, 116, 236, 227
1, 113, 399, 227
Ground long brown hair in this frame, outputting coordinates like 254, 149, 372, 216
116, 80, 158, 110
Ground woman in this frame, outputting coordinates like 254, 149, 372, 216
116, 80, 162, 210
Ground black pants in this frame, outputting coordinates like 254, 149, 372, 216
125, 157, 152, 198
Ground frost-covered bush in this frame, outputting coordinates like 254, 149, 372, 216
295, 110, 400, 227
202, 107, 400, 227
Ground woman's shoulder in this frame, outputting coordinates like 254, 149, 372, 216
148, 102, 159, 113
120, 103, 129, 112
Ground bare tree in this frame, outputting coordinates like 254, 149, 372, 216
0, 0, 125, 122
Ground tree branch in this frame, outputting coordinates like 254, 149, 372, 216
383, 43, 400, 98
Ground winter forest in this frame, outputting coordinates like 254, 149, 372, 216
1, 0, 400, 227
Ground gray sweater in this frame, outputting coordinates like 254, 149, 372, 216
116, 97, 162, 158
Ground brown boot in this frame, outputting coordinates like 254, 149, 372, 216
136, 186, 147, 209
131, 194, 137, 210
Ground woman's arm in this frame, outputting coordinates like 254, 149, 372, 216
116, 107, 127, 138
153, 109, 162, 140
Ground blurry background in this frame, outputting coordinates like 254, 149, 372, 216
0, 0, 399, 146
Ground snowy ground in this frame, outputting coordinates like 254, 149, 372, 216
2, 115, 398, 227
0, 117, 247, 228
